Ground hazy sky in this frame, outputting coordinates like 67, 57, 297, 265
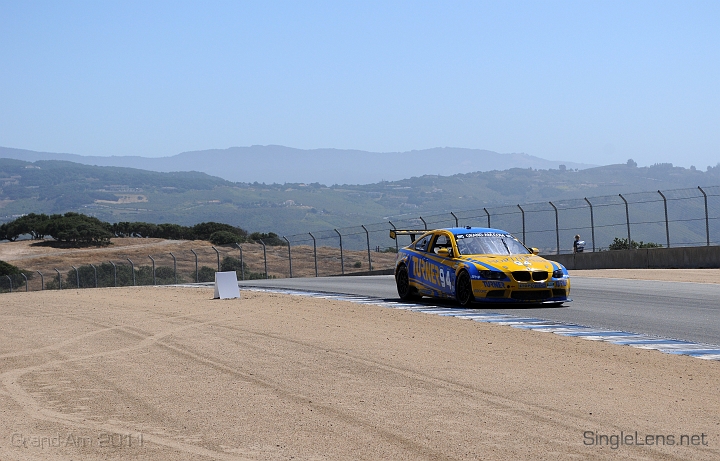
1, 1, 718, 169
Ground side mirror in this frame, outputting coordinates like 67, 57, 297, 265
530, 247, 540, 255
437, 247, 452, 258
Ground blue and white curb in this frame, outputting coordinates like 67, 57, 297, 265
229, 287, 720, 362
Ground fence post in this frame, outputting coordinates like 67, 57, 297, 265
450, 212, 458, 227
419, 217, 427, 230
361, 225, 372, 271
21, 272, 28, 292
211, 246, 220, 272
190, 249, 198, 283
72, 265, 79, 288
698, 186, 710, 246
169, 252, 177, 284
54, 268, 62, 290
148, 256, 156, 285
90, 264, 98, 288
334, 229, 345, 275
37, 270, 44, 291
309, 233, 318, 277
259, 240, 268, 279
283, 236, 293, 278
549, 201, 560, 255
484, 208, 490, 227
110, 261, 117, 287
658, 190, 670, 248
235, 244, 244, 281
5, 275, 11, 292
619, 194, 631, 245
584, 197, 595, 252
127, 258, 135, 286
517, 205, 526, 245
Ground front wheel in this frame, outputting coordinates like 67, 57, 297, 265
396, 265, 421, 301
455, 270, 474, 306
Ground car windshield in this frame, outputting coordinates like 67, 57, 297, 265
455, 232, 529, 255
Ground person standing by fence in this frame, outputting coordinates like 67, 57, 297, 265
573, 234, 585, 253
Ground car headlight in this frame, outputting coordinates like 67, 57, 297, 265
552, 268, 564, 278
479, 270, 504, 280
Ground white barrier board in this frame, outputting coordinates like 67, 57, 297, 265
214, 271, 240, 299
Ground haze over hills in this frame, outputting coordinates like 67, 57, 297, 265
1, 157, 719, 246
0, 146, 596, 185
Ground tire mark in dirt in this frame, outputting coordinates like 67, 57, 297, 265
153, 336, 459, 461
0, 309, 208, 360
1, 312, 256, 461
209, 322, 700, 461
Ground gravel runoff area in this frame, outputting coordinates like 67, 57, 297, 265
1, 285, 718, 461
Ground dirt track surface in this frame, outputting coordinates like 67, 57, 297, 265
1, 287, 718, 460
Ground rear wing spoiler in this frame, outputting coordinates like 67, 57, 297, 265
389, 229, 429, 242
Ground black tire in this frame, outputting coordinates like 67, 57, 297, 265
455, 270, 474, 306
396, 265, 421, 301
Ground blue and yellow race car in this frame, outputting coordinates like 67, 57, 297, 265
390, 227, 571, 306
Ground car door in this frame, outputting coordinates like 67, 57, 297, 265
407, 233, 433, 293
428, 232, 456, 297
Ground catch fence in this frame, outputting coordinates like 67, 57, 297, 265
2, 185, 720, 293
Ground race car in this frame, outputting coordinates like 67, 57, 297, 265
390, 226, 571, 306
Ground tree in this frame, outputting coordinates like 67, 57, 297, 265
626, 159, 637, 167
5, 213, 50, 239
42, 212, 113, 245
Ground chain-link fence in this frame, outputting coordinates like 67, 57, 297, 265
3, 185, 720, 293
0, 240, 399, 292
281, 185, 720, 259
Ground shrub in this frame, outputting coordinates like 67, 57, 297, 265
209, 231, 243, 245
379, 246, 398, 253
248, 232, 285, 246
0, 260, 31, 292
608, 237, 663, 250
192, 222, 247, 241
198, 266, 216, 283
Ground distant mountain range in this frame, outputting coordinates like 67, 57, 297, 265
1, 156, 717, 246
0, 145, 596, 185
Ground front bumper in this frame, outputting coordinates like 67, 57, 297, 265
471, 279, 571, 303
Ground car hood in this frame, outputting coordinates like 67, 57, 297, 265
459, 254, 557, 272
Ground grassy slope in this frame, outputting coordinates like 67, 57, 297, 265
1, 159, 719, 248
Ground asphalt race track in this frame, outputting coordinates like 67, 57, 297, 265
238, 275, 720, 346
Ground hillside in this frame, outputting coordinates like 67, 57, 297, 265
0, 145, 596, 185
0, 238, 396, 286
1, 158, 719, 241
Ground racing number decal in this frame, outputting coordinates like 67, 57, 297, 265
439, 268, 453, 291
412, 256, 453, 293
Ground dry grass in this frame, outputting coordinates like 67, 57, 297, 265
0, 238, 397, 283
